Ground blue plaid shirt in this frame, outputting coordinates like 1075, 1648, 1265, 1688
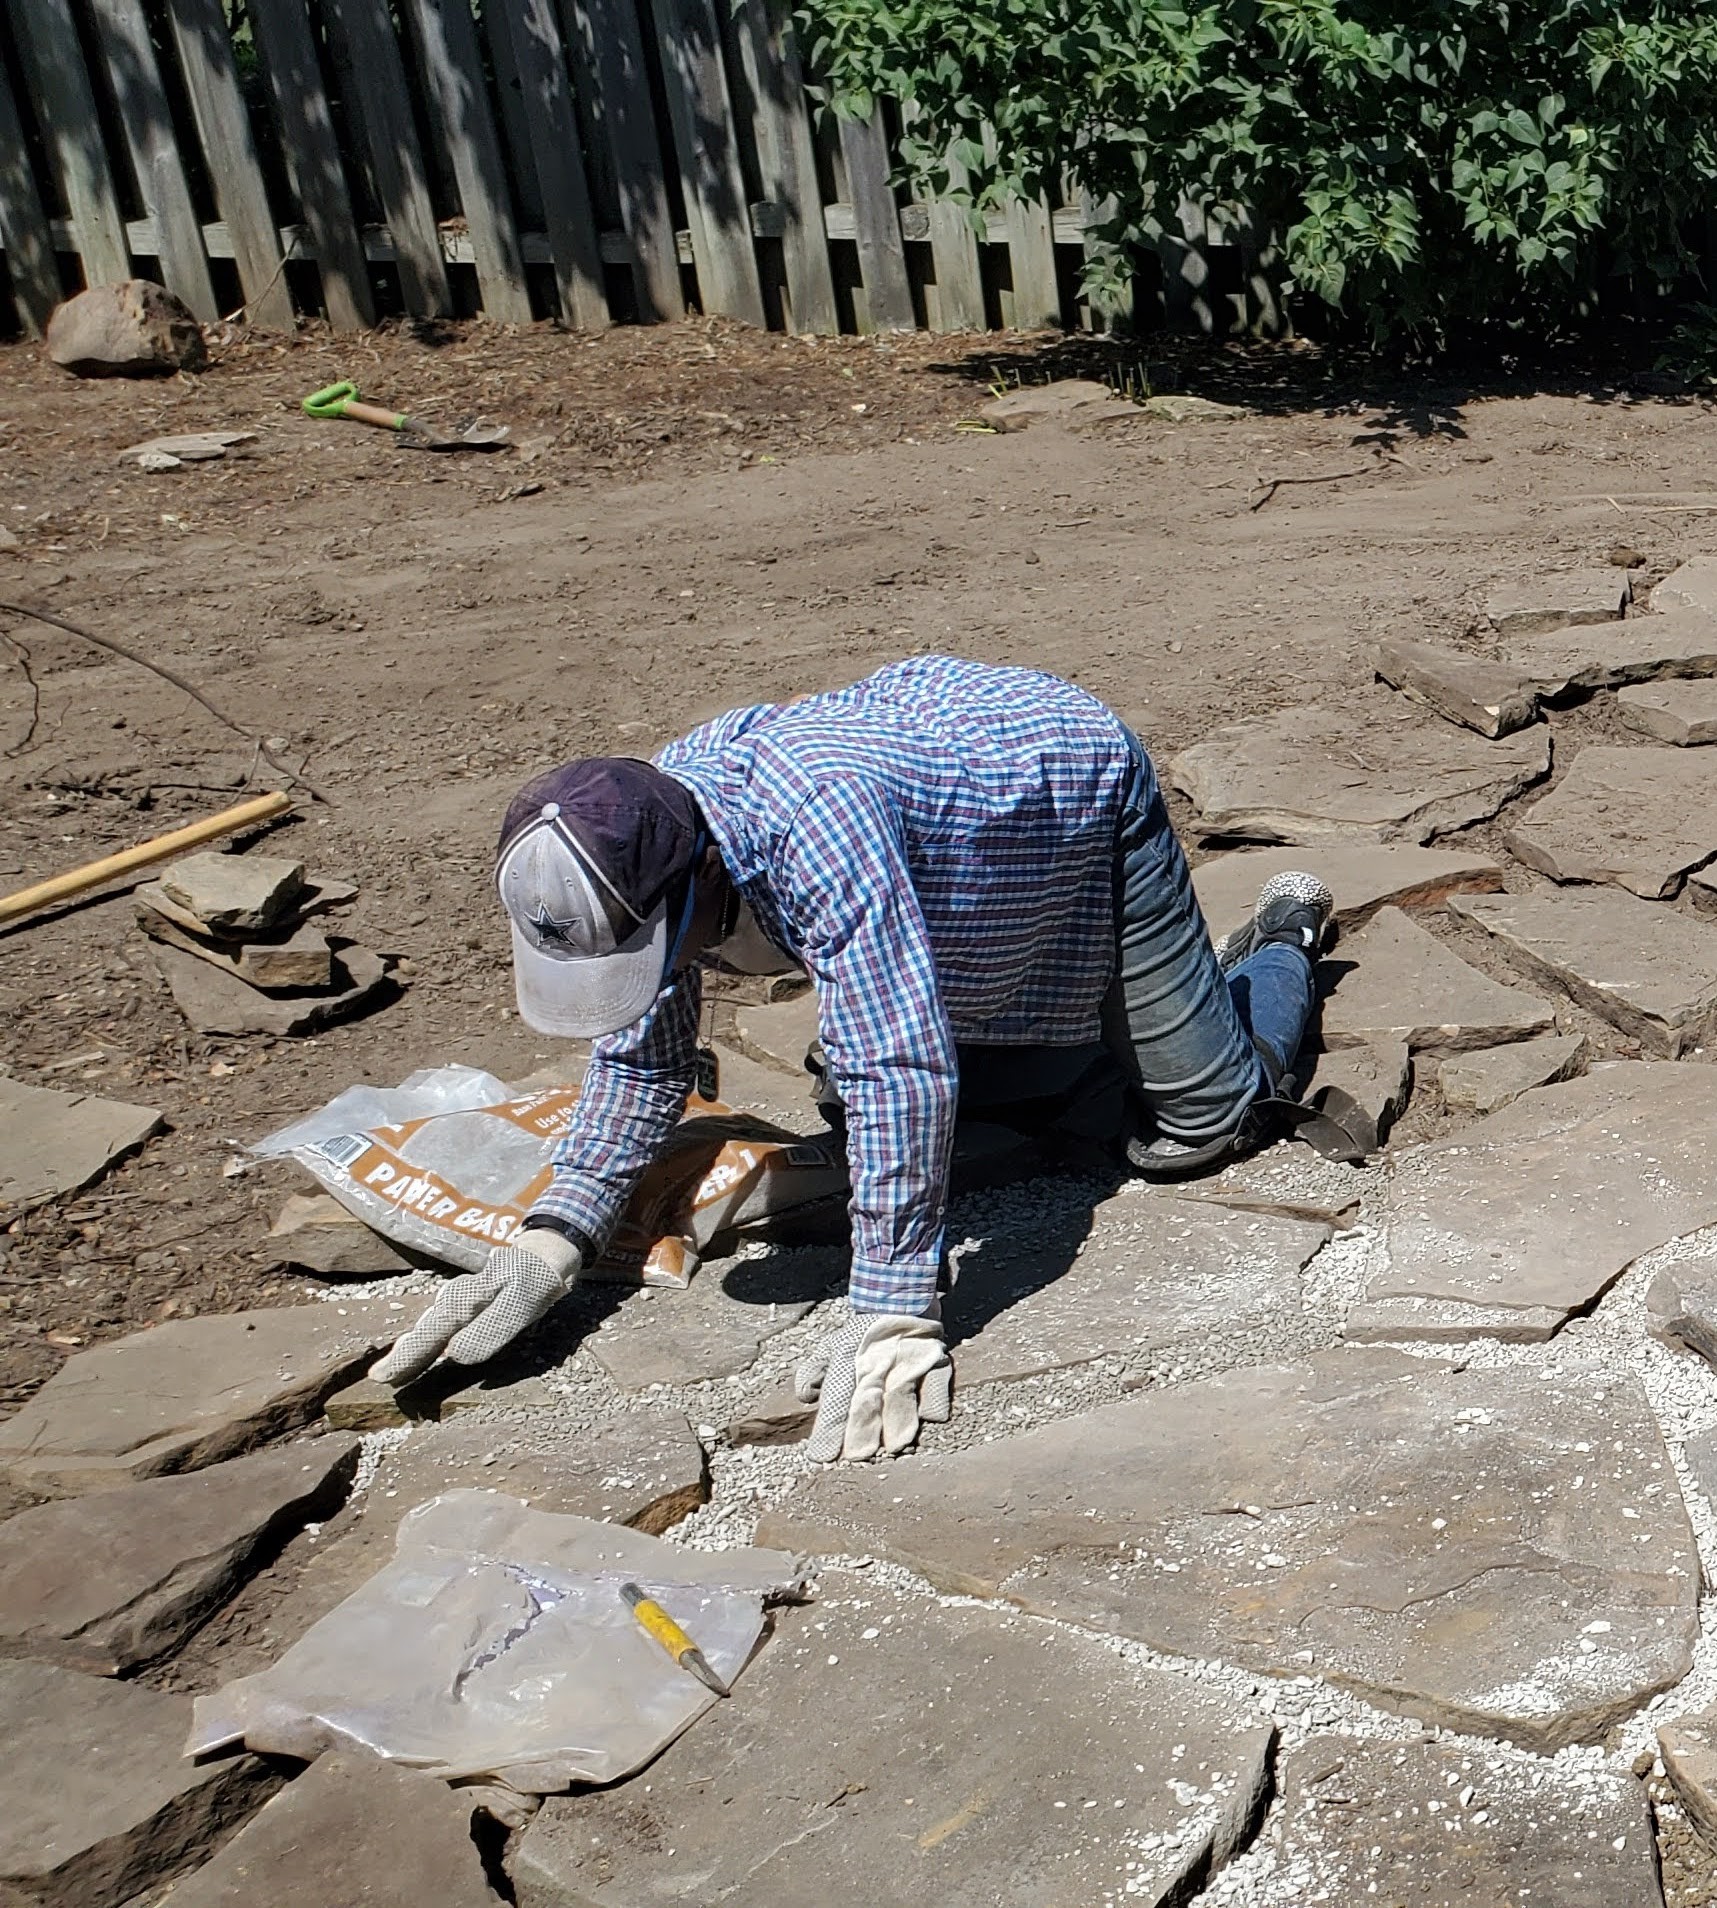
529, 656, 1137, 1315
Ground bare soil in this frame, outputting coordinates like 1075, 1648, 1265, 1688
3, 311, 1716, 1421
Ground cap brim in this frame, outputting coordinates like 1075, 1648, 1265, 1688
510, 902, 669, 1039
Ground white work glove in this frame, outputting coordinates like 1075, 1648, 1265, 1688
369, 1228, 582, 1386
795, 1304, 952, 1462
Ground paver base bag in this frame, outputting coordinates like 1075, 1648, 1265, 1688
252, 1065, 849, 1286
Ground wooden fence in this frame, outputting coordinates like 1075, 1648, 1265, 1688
0, 0, 1268, 341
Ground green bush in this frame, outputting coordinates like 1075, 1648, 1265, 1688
794, 0, 1717, 346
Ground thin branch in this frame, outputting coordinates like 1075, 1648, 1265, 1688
0, 632, 42, 756
1249, 464, 1379, 512
0, 598, 330, 804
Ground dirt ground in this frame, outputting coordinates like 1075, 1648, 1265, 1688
4, 313, 1716, 1418
8, 311, 1717, 1893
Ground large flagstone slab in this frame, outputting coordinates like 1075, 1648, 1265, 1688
1268, 1737, 1661, 1907
1320, 908, 1557, 1052
1349, 1062, 1717, 1342
1373, 637, 1542, 737
1168, 702, 1549, 845
1450, 887, 1717, 1055
945, 1194, 1329, 1387
1506, 606, 1717, 690
1618, 678, 1717, 746
0, 1435, 357, 1675
758, 1348, 1698, 1750
1191, 842, 1503, 947
1504, 745, 1717, 897
0, 1301, 408, 1498
508, 1580, 1274, 1908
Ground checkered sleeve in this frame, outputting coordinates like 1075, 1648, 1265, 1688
783, 779, 956, 1316
526, 966, 701, 1257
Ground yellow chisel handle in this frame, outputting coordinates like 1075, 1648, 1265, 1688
620, 1582, 730, 1696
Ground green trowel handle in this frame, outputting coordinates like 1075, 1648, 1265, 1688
301, 381, 407, 430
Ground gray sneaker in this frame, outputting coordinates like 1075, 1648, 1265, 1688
1213, 870, 1334, 972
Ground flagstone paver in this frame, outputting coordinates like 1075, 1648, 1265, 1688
1504, 746, 1717, 898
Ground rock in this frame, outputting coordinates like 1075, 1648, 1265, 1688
322, 1367, 557, 1429
1303, 1039, 1412, 1150
1141, 392, 1246, 422
1349, 1062, 1717, 1341
1192, 842, 1504, 947
0, 1300, 406, 1497
1691, 865, 1717, 914
1450, 887, 1717, 1055
1651, 554, 1717, 617
1660, 1704, 1717, 1844
508, 1579, 1273, 1908
265, 1193, 410, 1276
0, 1436, 357, 1675
135, 905, 333, 991
759, 1348, 1697, 1751
1503, 745, 1717, 898
1373, 637, 1542, 737
1617, 677, 1717, 745
157, 852, 306, 934
1646, 1255, 1717, 1369
733, 989, 819, 1075
1438, 1033, 1588, 1113
1486, 570, 1629, 638
0, 1661, 274, 1906
45, 280, 207, 377
944, 1193, 1329, 1387
1271, 1736, 1661, 1907
1505, 607, 1717, 692
725, 1384, 814, 1446
247, 1412, 710, 1664
136, 873, 357, 940
157, 1749, 499, 1908
117, 431, 255, 467
155, 942, 393, 1037
976, 378, 1132, 431
587, 1266, 828, 1389
1320, 907, 1557, 1052
0, 1076, 162, 1206
1168, 699, 1549, 844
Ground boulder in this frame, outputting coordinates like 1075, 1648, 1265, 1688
0, 1300, 406, 1497
1319, 907, 1557, 1052
1168, 699, 1549, 844
158, 1749, 500, 1908
0, 1661, 274, 1906
0, 1435, 357, 1674
1485, 571, 1629, 639
46, 280, 207, 377
1450, 887, 1717, 1056
509, 1581, 1273, 1908
1373, 637, 1541, 737
1617, 678, 1717, 746
1504, 745, 1717, 897
759, 1347, 1698, 1751
1350, 1062, 1717, 1341
1438, 1034, 1587, 1114
1191, 842, 1504, 947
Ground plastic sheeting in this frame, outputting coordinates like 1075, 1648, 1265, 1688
189, 1492, 805, 1793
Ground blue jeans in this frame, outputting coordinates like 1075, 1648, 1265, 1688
1102, 734, 1315, 1142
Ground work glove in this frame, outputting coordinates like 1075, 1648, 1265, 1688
795, 1304, 952, 1462
369, 1228, 583, 1387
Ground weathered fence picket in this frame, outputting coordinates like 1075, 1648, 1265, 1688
0, 0, 1216, 341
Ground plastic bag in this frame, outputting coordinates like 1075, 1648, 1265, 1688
188, 1491, 804, 1792
253, 1066, 849, 1286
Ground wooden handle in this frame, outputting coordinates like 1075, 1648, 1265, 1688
0, 791, 295, 926
341, 400, 407, 430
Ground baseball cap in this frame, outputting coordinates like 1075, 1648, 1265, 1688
495, 759, 704, 1039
